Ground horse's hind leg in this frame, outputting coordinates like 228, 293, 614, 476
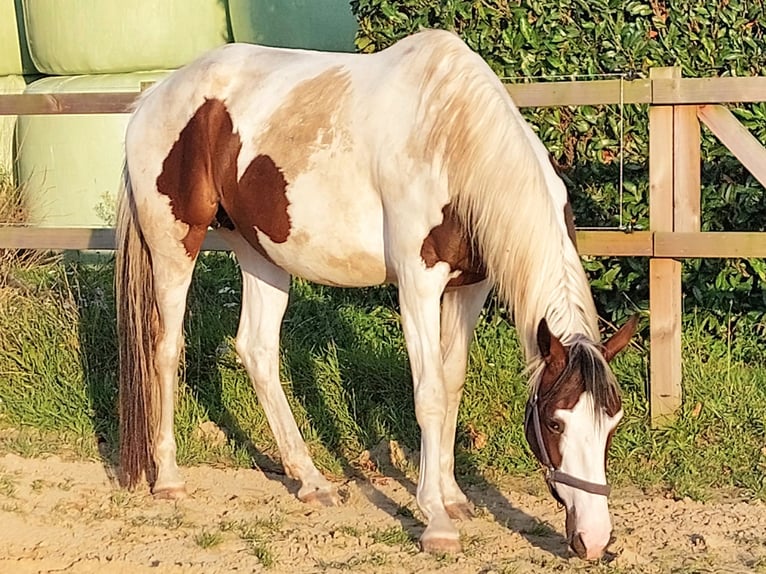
226, 232, 339, 505
439, 280, 491, 519
133, 186, 215, 497
117, 158, 211, 497
150, 253, 197, 498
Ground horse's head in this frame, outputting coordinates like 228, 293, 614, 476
524, 316, 638, 560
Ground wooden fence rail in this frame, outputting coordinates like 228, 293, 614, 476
1, 68, 765, 425
3, 75, 766, 117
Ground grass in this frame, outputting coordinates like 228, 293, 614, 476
316, 551, 389, 571
0, 249, 766, 503
219, 517, 280, 567
0, 469, 18, 497
194, 529, 224, 549
336, 525, 362, 537
520, 519, 557, 538
129, 511, 187, 529
371, 525, 417, 547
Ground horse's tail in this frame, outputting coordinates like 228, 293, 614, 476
115, 161, 158, 489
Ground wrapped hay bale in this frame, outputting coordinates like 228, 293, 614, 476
0, 75, 27, 181
0, 0, 36, 75
229, 0, 357, 52
17, 72, 170, 227
22, 0, 230, 74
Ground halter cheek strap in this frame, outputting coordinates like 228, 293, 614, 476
527, 394, 612, 498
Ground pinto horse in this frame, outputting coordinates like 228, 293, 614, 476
116, 29, 637, 559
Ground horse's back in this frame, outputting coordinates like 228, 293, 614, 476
124, 30, 490, 287
127, 29, 479, 178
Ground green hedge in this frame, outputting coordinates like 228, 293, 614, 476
352, 0, 766, 328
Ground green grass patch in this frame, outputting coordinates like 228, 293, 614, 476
316, 551, 389, 571
371, 525, 417, 547
1, 253, 766, 502
220, 516, 280, 567
129, 509, 188, 530
194, 528, 224, 549
0, 469, 18, 497
519, 519, 557, 538
336, 525, 362, 537
608, 314, 766, 500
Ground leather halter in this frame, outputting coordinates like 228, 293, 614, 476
525, 393, 612, 499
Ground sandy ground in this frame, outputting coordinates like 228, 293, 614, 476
1, 452, 765, 574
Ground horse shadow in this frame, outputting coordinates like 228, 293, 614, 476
70, 253, 121, 473
73, 252, 569, 557
252, 279, 570, 556
71, 252, 280, 478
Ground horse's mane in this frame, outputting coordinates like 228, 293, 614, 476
405, 30, 599, 370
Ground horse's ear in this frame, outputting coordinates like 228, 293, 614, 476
603, 314, 640, 362
537, 318, 566, 365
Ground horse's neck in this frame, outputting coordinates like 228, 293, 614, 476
457, 151, 599, 360
402, 38, 599, 355
500, 111, 600, 359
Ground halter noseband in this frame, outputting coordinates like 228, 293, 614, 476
526, 393, 612, 499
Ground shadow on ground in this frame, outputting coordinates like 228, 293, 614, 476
74, 252, 568, 557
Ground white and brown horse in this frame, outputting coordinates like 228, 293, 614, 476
116, 29, 636, 559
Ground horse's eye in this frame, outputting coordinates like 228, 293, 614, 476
547, 419, 563, 433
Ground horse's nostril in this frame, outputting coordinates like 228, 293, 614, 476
570, 532, 587, 558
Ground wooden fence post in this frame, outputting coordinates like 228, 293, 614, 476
648, 67, 686, 425
674, 106, 701, 232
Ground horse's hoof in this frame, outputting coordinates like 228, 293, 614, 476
445, 501, 475, 521
152, 485, 188, 500
299, 488, 340, 507
420, 535, 462, 554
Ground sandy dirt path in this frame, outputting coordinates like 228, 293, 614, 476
0, 453, 765, 573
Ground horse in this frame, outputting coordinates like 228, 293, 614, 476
115, 29, 637, 560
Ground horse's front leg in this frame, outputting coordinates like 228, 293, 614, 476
439, 280, 491, 519
398, 265, 460, 553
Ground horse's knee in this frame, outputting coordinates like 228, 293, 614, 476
235, 338, 277, 385
414, 385, 447, 424
155, 335, 182, 367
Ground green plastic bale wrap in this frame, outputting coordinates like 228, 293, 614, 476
230, 0, 357, 52
22, 0, 230, 75
17, 72, 170, 227
0, 0, 36, 75
0, 75, 26, 181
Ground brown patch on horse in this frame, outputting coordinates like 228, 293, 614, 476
257, 66, 352, 180
537, 364, 622, 469
157, 98, 293, 262
421, 204, 486, 287
157, 98, 241, 259
564, 201, 578, 249
534, 335, 574, 468
547, 152, 567, 179
235, 155, 291, 244
546, 153, 578, 249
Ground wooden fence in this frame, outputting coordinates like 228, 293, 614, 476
2, 67, 766, 425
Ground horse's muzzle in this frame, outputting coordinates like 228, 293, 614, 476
569, 530, 612, 561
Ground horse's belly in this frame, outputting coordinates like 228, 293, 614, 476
269, 229, 388, 287
280, 250, 387, 287
258, 180, 389, 287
